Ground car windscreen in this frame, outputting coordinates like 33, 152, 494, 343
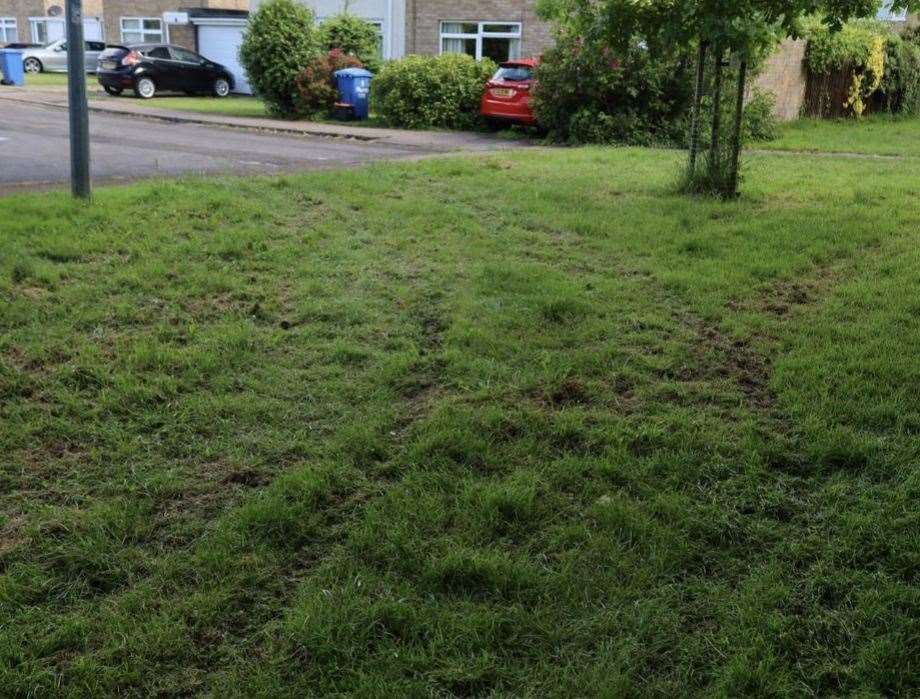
493, 65, 534, 82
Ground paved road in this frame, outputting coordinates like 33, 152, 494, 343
0, 98, 458, 192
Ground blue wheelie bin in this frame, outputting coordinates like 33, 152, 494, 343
334, 68, 373, 120
0, 48, 25, 86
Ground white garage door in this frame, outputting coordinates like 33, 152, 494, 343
197, 24, 251, 94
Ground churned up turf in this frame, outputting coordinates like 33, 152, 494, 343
2, 143, 920, 696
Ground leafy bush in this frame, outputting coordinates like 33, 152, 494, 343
372, 54, 496, 130
531, 34, 693, 146
741, 90, 779, 142
294, 49, 364, 117
319, 13, 382, 74
240, 0, 319, 116
803, 18, 887, 118
876, 31, 920, 115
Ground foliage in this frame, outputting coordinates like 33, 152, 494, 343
372, 54, 496, 129
531, 34, 693, 146
803, 17, 887, 73
537, 0, 920, 196
876, 30, 920, 114
239, 0, 319, 116
319, 13, 382, 74
293, 49, 364, 117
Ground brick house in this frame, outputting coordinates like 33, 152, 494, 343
0, 0, 246, 51
250, 0, 553, 62
404, 0, 552, 61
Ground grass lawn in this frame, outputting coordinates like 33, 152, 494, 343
766, 113, 920, 156
23, 72, 69, 88
3, 144, 920, 696
132, 94, 271, 118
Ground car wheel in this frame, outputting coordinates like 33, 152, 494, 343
134, 77, 156, 99
212, 77, 230, 98
103, 85, 123, 96
23, 57, 42, 74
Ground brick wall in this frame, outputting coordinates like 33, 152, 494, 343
405, 0, 553, 59
752, 38, 807, 122
103, 0, 210, 49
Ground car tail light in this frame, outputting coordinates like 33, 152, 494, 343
121, 50, 141, 67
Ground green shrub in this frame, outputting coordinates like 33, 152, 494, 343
803, 18, 887, 118
294, 49, 365, 118
531, 34, 693, 146
319, 13, 382, 74
239, 0, 319, 116
372, 54, 497, 130
741, 90, 779, 142
877, 31, 920, 115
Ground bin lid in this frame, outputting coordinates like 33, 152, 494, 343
0, 48, 23, 55
334, 68, 373, 78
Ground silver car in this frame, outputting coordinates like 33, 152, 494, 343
21, 39, 107, 74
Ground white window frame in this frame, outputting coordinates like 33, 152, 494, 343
120, 17, 167, 45
29, 17, 62, 44
0, 17, 17, 44
439, 21, 522, 61
878, 1, 908, 21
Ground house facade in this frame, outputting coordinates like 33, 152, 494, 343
249, 0, 552, 62
0, 0, 246, 50
404, 0, 552, 61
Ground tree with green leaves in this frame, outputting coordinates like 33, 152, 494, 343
539, 0, 918, 196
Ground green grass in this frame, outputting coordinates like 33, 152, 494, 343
142, 94, 390, 127
3, 143, 920, 696
23, 72, 69, 87
766, 113, 920, 156
136, 94, 270, 118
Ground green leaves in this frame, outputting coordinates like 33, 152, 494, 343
239, 0, 320, 116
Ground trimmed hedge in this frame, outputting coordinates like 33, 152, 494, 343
239, 0, 319, 116
372, 54, 497, 130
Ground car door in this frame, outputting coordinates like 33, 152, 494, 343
169, 46, 210, 92
142, 46, 176, 90
45, 40, 68, 71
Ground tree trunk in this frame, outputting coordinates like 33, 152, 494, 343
708, 45, 724, 181
728, 58, 748, 198
687, 41, 708, 176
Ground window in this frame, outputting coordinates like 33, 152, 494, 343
0, 17, 16, 44
30, 18, 52, 44
440, 21, 521, 62
121, 17, 164, 44
878, 1, 908, 21
143, 46, 170, 59
171, 47, 201, 63
88, 41, 106, 52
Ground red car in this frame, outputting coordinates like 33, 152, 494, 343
480, 58, 539, 127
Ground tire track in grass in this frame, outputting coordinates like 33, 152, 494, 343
31, 277, 458, 695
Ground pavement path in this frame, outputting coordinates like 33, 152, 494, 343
0, 89, 527, 194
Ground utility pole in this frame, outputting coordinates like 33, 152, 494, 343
66, 0, 91, 199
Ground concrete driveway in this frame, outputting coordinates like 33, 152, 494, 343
0, 92, 526, 194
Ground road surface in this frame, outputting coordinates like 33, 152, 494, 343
0, 98, 472, 193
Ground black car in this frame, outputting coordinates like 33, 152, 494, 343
96, 44, 233, 99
